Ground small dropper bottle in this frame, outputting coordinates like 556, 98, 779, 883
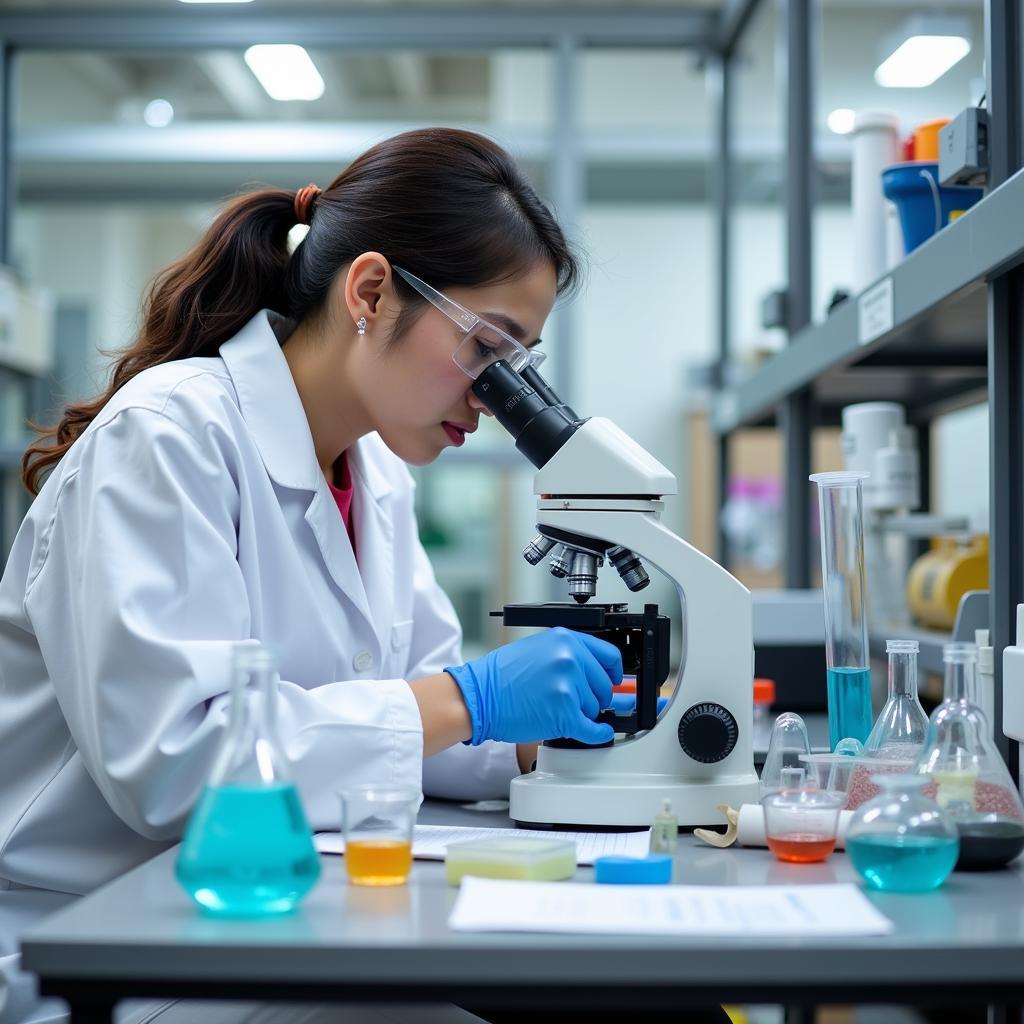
650, 798, 679, 854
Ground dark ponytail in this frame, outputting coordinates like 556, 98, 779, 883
23, 127, 579, 495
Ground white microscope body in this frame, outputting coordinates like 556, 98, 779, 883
508, 416, 761, 829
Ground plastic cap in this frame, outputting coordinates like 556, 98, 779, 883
753, 678, 776, 705
594, 855, 673, 885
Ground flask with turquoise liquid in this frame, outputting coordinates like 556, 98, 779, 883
176, 643, 321, 916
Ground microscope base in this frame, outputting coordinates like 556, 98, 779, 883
509, 771, 760, 829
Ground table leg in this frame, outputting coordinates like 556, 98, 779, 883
68, 998, 115, 1024
989, 1006, 1023, 1024
784, 1007, 816, 1024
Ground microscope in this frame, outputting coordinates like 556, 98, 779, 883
472, 359, 760, 828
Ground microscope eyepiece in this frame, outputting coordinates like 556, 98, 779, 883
471, 361, 578, 468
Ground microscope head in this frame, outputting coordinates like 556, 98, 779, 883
472, 358, 673, 604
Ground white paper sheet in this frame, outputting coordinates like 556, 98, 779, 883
315, 824, 652, 866
448, 877, 894, 937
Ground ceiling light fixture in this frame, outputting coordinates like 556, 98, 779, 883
827, 108, 856, 135
243, 44, 325, 102
143, 98, 175, 128
875, 16, 971, 89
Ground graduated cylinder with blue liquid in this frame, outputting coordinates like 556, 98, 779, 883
176, 644, 321, 916
810, 472, 874, 750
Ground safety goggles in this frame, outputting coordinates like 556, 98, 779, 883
392, 265, 538, 380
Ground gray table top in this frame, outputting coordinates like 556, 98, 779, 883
20, 799, 1024, 996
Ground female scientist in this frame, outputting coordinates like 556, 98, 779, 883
0, 128, 625, 901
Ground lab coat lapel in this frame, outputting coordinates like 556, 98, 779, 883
219, 310, 377, 634
349, 438, 395, 654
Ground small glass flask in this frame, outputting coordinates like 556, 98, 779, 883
760, 712, 812, 800
176, 643, 321, 915
865, 639, 929, 759
912, 642, 1024, 871
846, 775, 959, 891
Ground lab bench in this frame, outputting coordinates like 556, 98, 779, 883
20, 799, 1024, 1024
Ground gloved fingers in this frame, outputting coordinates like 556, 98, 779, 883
573, 632, 625, 686
607, 692, 670, 715
565, 714, 615, 746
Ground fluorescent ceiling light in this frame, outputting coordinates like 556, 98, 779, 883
143, 98, 175, 128
875, 16, 971, 88
827, 108, 856, 135
179, 1, 254, 5
244, 44, 325, 102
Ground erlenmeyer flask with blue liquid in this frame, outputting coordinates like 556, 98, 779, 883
176, 643, 321, 915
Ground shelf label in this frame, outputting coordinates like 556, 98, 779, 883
858, 276, 894, 346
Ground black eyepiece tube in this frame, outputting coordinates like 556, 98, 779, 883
520, 364, 580, 422
472, 360, 579, 468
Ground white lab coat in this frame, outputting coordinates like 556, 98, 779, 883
0, 310, 519, 897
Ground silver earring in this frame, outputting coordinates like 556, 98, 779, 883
356, 317, 367, 336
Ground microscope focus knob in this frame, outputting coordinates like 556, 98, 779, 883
677, 703, 738, 764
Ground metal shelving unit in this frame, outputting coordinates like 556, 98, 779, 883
712, 166, 1024, 433
711, 0, 1024, 776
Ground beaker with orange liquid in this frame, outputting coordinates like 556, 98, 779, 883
762, 776, 845, 864
340, 784, 420, 886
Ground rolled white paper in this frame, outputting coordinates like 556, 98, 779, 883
736, 804, 854, 850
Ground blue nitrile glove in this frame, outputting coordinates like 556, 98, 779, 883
445, 626, 623, 746
609, 693, 670, 718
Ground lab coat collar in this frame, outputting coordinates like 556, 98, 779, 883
219, 310, 392, 503
219, 310, 321, 493
220, 311, 394, 652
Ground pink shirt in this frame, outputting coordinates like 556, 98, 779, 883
327, 452, 356, 554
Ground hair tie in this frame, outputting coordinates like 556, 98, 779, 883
294, 184, 321, 225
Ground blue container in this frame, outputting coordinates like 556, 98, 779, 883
882, 162, 983, 254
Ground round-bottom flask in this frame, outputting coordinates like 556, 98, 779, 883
846, 775, 959, 892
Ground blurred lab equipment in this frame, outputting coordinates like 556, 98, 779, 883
882, 161, 983, 253
914, 643, 1024, 871
720, 477, 782, 571
752, 590, 826, 713
176, 644, 320, 915
760, 712, 812, 801
445, 837, 576, 885
1001, 603, 1024, 747
974, 629, 996, 740
841, 402, 972, 629
939, 107, 989, 186
850, 111, 901, 292
761, 773, 845, 864
907, 535, 989, 630
752, 678, 776, 735
912, 118, 951, 161
340, 784, 420, 886
810, 471, 873, 749
469, 356, 758, 828
846, 775, 959, 891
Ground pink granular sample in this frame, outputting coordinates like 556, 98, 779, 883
845, 761, 910, 809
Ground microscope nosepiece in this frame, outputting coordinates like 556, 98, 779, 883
523, 534, 556, 565
608, 546, 650, 592
549, 545, 572, 578
567, 551, 600, 604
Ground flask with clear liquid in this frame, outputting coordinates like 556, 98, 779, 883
176, 643, 321, 915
